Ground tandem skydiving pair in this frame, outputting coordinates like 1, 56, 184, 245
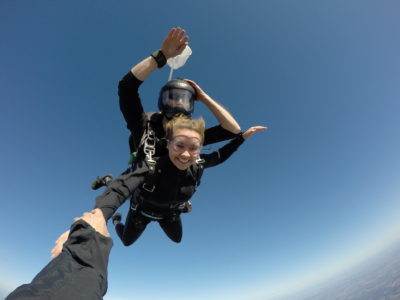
7, 27, 266, 300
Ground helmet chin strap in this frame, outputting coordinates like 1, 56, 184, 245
163, 113, 173, 121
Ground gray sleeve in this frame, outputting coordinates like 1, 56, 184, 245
5, 220, 113, 300
94, 164, 147, 220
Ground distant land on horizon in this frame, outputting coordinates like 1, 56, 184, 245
277, 238, 400, 300
3, 239, 400, 300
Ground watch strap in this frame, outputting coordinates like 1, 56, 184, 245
151, 49, 167, 68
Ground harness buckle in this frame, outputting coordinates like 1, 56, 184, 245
196, 158, 205, 164
130, 202, 138, 211
142, 182, 155, 193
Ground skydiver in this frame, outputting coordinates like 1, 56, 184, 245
92, 27, 241, 192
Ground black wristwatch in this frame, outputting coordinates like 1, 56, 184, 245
151, 49, 167, 68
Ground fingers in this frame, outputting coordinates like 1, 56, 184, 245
51, 244, 62, 259
176, 41, 188, 53
76, 210, 98, 223
252, 126, 268, 132
176, 27, 185, 41
51, 209, 109, 259
182, 79, 201, 91
167, 28, 175, 39
55, 230, 70, 244
171, 27, 186, 42
182, 78, 196, 88
169, 27, 178, 39
80, 209, 110, 237
168, 27, 186, 44
162, 27, 189, 59
51, 230, 70, 259
181, 36, 189, 44
91, 208, 105, 218
243, 126, 268, 140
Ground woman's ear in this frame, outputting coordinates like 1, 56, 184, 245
160, 138, 168, 149
166, 140, 172, 151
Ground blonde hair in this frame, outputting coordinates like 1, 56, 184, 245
165, 114, 205, 143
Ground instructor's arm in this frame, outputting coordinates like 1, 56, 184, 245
131, 27, 189, 81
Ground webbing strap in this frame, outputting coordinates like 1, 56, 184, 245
194, 158, 205, 187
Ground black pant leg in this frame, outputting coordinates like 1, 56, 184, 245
158, 214, 183, 243
115, 208, 150, 246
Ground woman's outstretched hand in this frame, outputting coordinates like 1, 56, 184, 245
242, 126, 268, 140
50, 209, 109, 259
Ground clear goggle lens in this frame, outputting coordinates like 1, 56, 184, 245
169, 136, 202, 155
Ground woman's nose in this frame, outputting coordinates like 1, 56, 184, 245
180, 150, 191, 158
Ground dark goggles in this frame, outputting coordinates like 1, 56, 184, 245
161, 89, 194, 111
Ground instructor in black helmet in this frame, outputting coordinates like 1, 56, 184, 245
92, 27, 241, 191
119, 27, 241, 158
158, 79, 196, 119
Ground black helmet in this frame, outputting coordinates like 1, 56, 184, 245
158, 79, 196, 119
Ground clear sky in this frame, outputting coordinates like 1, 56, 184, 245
1, 0, 400, 299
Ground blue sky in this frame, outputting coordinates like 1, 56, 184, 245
1, 0, 400, 299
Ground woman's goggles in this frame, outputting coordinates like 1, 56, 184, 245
168, 136, 202, 155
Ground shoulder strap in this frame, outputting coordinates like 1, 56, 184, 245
141, 158, 157, 192
135, 112, 166, 191
130, 112, 158, 165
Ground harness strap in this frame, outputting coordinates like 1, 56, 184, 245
142, 159, 157, 192
143, 121, 156, 162
139, 113, 158, 192
129, 112, 159, 166
140, 210, 164, 221
194, 157, 205, 187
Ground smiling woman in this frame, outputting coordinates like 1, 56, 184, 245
1, 0, 399, 299
93, 116, 265, 247
165, 114, 205, 170
50, 114, 266, 257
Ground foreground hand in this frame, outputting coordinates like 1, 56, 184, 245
182, 79, 209, 102
50, 209, 109, 259
242, 126, 268, 140
161, 27, 189, 59
51, 230, 70, 259
74, 209, 109, 238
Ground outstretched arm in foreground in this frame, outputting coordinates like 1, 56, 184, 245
7, 209, 113, 300
51, 208, 110, 259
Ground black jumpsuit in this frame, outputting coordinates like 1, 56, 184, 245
95, 135, 244, 245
